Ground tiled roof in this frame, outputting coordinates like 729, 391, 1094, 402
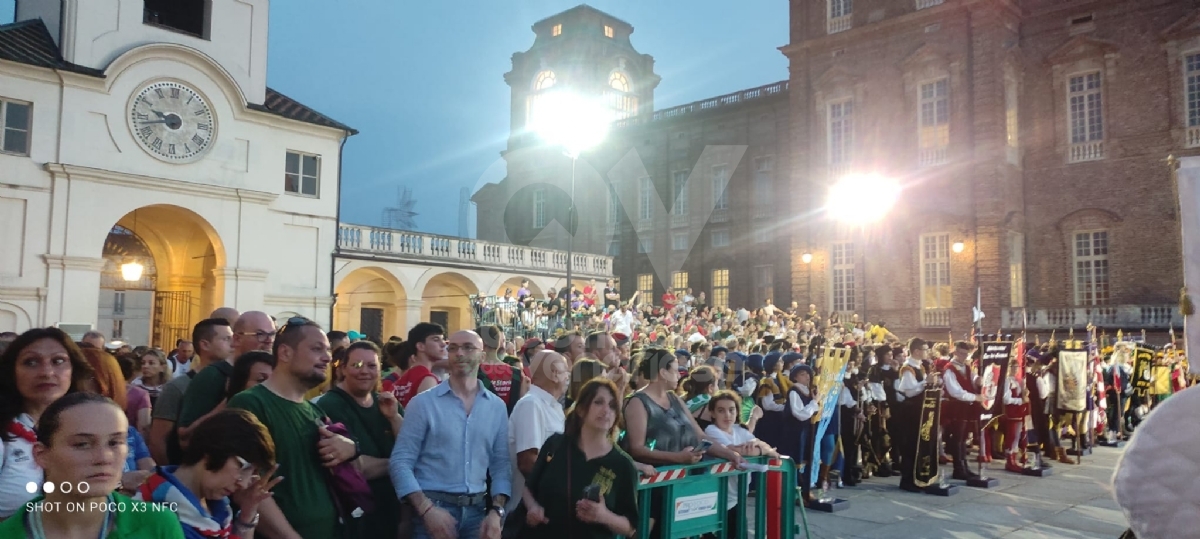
0, 19, 104, 76
251, 88, 358, 135
0, 19, 356, 135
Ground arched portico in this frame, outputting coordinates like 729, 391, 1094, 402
421, 271, 480, 333
333, 266, 410, 342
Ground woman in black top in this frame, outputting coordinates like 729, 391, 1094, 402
522, 379, 638, 539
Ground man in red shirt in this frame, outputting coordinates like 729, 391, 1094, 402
662, 290, 678, 312
386, 322, 448, 408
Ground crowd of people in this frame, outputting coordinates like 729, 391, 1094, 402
0, 296, 1190, 539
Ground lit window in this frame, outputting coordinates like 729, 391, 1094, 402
533, 188, 546, 228
711, 269, 730, 309
673, 232, 688, 251
1005, 73, 1019, 163
918, 78, 949, 167
671, 272, 688, 295
1067, 72, 1104, 162
552, 24, 562, 37
526, 70, 557, 126
711, 229, 730, 248
0, 99, 31, 155
607, 72, 637, 120
285, 151, 320, 196
637, 273, 654, 305
1009, 232, 1025, 308
832, 242, 855, 312
604, 25, 614, 38
1074, 230, 1109, 305
712, 165, 728, 210
920, 234, 952, 309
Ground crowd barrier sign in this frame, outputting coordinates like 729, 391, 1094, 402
617, 456, 808, 539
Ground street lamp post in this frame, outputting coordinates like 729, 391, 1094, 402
827, 174, 901, 324
532, 92, 611, 329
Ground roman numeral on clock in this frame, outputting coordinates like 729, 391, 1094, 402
192, 134, 205, 146
170, 88, 180, 99
139, 126, 153, 139
154, 88, 165, 99
169, 144, 176, 155
151, 138, 163, 150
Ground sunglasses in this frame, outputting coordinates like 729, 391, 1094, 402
277, 316, 313, 336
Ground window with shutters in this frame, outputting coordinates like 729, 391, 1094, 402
639, 177, 654, 221
920, 234, 952, 309
532, 188, 546, 228
1185, 52, 1199, 148
918, 78, 949, 167
831, 242, 855, 312
1074, 230, 1109, 305
1067, 72, 1104, 162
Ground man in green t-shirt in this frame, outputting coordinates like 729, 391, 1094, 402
229, 317, 358, 539
178, 311, 276, 437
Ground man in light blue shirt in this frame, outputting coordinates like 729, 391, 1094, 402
391, 330, 512, 539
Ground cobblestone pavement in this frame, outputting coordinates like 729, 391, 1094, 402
789, 446, 1129, 539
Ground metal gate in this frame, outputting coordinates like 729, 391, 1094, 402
360, 307, 384, 343
429, 310, 450, 333
153, 291, 192, 349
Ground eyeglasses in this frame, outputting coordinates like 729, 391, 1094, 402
235, 456, 257, 482
237, 331, 276, 343
446, 344, 480, 354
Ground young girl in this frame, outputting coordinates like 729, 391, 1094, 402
704, 390, 773, 538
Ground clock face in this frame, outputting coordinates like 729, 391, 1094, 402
127, 81, 215, 162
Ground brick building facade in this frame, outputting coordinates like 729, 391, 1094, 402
475, 1, 1200, 338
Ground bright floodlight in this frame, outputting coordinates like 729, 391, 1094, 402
531, 91, 611, 157
801, 253, 813, 264
952, 241, 965, 254
827, 174, 901, 223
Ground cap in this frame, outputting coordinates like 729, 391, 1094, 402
790, 364, 814, 380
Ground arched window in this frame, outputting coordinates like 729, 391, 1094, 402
606, 71, 638, 120
526, 70, 558, 126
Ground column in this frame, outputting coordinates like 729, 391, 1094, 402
399, 299, 426, 335
213, 267, 269, 312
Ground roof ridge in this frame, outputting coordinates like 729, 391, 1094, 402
0, 19, 45, 32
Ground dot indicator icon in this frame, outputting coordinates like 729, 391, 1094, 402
43, 482, 55, 494
24, 482, 37, 494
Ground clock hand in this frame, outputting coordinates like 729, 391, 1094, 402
139, 120, 172, 125
150, 109, 167, 120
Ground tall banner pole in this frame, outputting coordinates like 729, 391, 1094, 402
1177, 156, 1199, 375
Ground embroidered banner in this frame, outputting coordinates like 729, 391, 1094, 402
810, 345, 852, 486
1058, 349, 1089, 412
981, 342, 1013, 415
914, 385, 944, 488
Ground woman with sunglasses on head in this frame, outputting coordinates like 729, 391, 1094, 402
0, 392, 184, 537
315, 341, 404, 538
0, 328, 92, 519
133, 409, 278, 539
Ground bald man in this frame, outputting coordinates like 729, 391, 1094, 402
210, 306, 240, 327
391, 329, 512, 539
503, 350, 568, 531
232, 310, 277, 357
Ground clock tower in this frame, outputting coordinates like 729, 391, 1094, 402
504, 4, 660, 153
14, 0, 269, 104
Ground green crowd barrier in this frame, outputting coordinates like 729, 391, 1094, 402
617, 456, 809, 539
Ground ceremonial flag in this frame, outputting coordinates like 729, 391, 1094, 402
981, 341, 1014, 415
810, 345, 852, 486
913, 386, 944, 488
1058, 348, 1088, 412
1133, 347, 1154, 390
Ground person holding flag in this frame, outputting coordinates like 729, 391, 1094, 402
942, 342, 984, 481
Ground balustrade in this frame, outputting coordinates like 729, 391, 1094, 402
336, 224, 613, 278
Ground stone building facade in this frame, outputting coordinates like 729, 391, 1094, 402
475, 0, 1200, 338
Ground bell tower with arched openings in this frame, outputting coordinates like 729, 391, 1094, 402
503, 4, 660, 152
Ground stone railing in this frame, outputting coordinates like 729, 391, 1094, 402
337, 224, 613, 278
1186, 126, 1200, 148
827, 14, 852, 34
1069, 141, 1104, 163
1000, 305, 1181, 330
916, 0, 945, 9
920, 308, 952, 328
613, 81, 788, 128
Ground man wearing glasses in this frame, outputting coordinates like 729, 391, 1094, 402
229, 316, 359, 539
391, 330, 512, 539
178, 311, 276, 442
